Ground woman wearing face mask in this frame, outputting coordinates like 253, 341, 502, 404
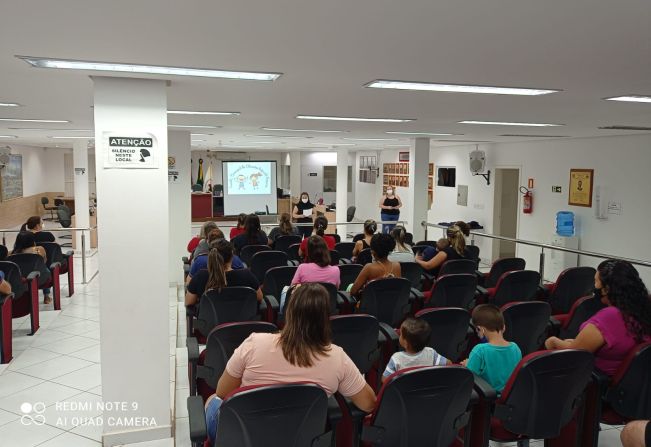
292, 192, 315, 238
379, 186, 402, 234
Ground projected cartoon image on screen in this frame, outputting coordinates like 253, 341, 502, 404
228, 163, 271, 195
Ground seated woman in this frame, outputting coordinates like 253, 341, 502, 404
12, 232, 52, 304
204, 282, 376, 444
185, 239, 262, 306
231, 214, 270, 255
298, 216, 336, 260
187, 221, 219, 255
545, 259, 651, 376
19, 216, 55, 245
187, 231, 243, 284
229, 213, 247, 240
387, 225, 415, 263
415, 225, 468, 276
192, 223, 223, 259
350, 233, 402, 299
0, 271, 11, 295
352, 220, 377, 261
268, 213, 300, 244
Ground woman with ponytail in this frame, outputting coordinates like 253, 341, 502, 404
415, 225, 468, 276
298, 215, 336, 261
268, 213, 300, 243
388, 225, 415, 262
185, 240, 262, 306
352, 219, 377, 260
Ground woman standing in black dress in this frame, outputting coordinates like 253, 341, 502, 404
292, 192, 315, 238
379, 186, 402, 234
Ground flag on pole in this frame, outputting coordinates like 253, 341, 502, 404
196, 158, 204, 187
204, 161, 213, 192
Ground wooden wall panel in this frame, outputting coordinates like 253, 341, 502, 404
0, 192, 64, 229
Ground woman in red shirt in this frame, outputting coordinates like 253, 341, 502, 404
229, 213, 247, 240
298, 216, 336, 261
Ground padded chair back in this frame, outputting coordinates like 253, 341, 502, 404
400, 262, 423, 291
249, 250, 288, 283
286, 243, 301, 264
404, 232, 414, 246
358, 278, 412, 327
365, 367, 474, 447
328, 250, 340, 266
548, 266, 596, 314
334, 242, 355, 260
195, 287, 259, 338
216, 383, 330, 447
284, 282, 339, 315
485, 257, 526, 288
239, 244, 270, 266
502, 301, 552, 355
338, 264, 362, 291
191, 184, 203, 192
200, 322, 278, 394
604, 342, 651, 420
438, 259, 477, 277
415, 240, 437, 248
7, 253, 50, 288
331, 314, 380, 373
416, 307, 471, 362
0, 261, 26, 298
559, 295, 606, 339
56, 205, 72, 227
353, 233, 367, 243
274, 235, 302, 253
326, 233, 341, 243
346, 206, 356, 222
37, 242, 65, 268
356, 248, 373, 266
427, 274, 477, 310
465, 245, 480, 263
495, 350, 594, 439
261, 266, 297, 299
411, 245, 430, 256
0, 245, 7, 261
490, 270, 541, 307
41, 197, 49, 206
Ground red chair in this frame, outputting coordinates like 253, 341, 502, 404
478, 257, 526, 288
543, 266, 596, 314
0, 261, 40, 335
483, 270, 541, 307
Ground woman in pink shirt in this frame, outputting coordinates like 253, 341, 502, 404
545, 259, 651, 375
204, 283, 376, 443
292, 236, 340, 287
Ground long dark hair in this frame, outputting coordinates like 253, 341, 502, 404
598, 259, 651, 342
313, 216, 328, 237
236, 213, 247, 229
279, 213, 293, 235
306, 235, 331, 267
14, 232, 36, 253
278, 283, 332, 367
205, 240, 234, 291
244, 214, 262, 243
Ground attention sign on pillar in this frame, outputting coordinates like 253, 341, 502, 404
103, 133, 158, 169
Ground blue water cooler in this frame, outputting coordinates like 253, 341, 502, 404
546, 212, 579, 282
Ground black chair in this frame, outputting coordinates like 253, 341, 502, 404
0, 291, 13, 363
56, 205, 73, 246
193, 287, 260, 342
338, 264, 362, 291
404, 232, 414, 246
286, 243, 301, 266
551, 295, 606, 339
416, 307, 471, 363
415, 240, 437, 248
238, 244, 270, 267
38, 242, 74, 298
329, 250, 340, 266
346, 206, 356, 222
8, 253, 56, 309
466, 244, 480, 267
249, 250, 288, 283
424, 273, 478, 310
438, 259, 477, 277
352, 233, 365, 243
326, 233, 341, 243
502, 301, 552, 355
399, 262, 425, 305
187, 383, 331, 447
187, 321, 278, 399
485, 270, 541, 307
335, 242, 355, 263
478, 257, 526, 288
273, 235, 302, 253
358, 278, 412, 329
410, 244, 430, 256
0, 261, 40, 335
0, 245, 7, 261
543, 266, 596, 314
356, 248, 373, 266
361, 366, 475, 446
261, 265, 297, 303
191, 183, 203, 192
41, 197, 57, 221
282, 282, 345, 318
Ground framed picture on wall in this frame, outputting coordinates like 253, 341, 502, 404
568, 168, 594, 207
398, 152, 409, 162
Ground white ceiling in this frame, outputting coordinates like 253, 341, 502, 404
1, 0, 650, 151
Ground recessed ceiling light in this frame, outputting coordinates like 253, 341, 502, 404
0, 118, 70, 123
604, 95, 651, 104
343, 138, 398, 141
0, 103, 20, 107
50, 136, 94, 139
459, 120, 563, 127
17, 56, 282, 81
0, 135, 17, 138
168, 110, 240, 116
385, 131, 458, 136
296, 115, 414, 123
261, 127, 343, 133
309, 142, 356, 146
191, 139, 206, 142
9, 128, 91, 132
366, 80, 559, 96
244, 134, 312, 139
169, 124, 221, 129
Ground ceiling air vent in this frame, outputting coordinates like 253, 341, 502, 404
598, 125, 651, 131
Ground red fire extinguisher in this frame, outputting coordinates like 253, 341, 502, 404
520, 186, 533, 214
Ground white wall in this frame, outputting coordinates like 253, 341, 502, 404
300, 152, 355, 206
65, 151, 97, 197
10, 145, 65, 195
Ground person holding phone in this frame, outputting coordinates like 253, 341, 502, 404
293, 192, 315, 238
379, 186, 402, 234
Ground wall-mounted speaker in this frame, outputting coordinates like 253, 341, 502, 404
469, 150, 486, 174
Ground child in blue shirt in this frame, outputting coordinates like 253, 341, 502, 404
383, 318, 448, 382
462, 304, 522, 392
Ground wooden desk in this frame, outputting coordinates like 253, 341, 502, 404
314, 205, 337, 234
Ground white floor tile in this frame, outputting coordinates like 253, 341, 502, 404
37, 336, 99, 356
37, 431, 101, 446
41, 392, 103, 431
175, 366, 189, 390
80, 329, 101, 340
598, 427, 622, 446
7, 348, 62, 371
30, 329, 76, 348
175, 417, 191, 447
51, 364, 102, 391
15, 355, 94, 381
0, 381, 82, 414
0, 408, 19, 427
175, 348, 188, 367
68, 345, 101, 363
0, 372, 45, 399
70, 417, 103, 442
55, 321, 100, 336
60, 307, 100, 320
47, 315, 87, 330
0, 419, 65, 447
175, 388, 189, 418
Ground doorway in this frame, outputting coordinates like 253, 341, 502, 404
492, 168, 520, 259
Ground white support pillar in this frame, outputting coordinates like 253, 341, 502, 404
93, 77, 171, 446
168, 131, 192, 286
409, 137, 430, 241
335, 148, 348, 239
72, 139, 90, 252
289, 151, 301, 200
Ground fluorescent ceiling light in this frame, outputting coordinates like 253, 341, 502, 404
297, 115, 414, 123
366, 80, 559, 96
247, 141, 278, 144
169, 124, 220, 129
168, 110, 240, 116
309, 142, 356, 146
0, 118, 70, 123
384, 145, 409, 147
9, 128, 91, 132
261, 127, 343, 133
0, 135, 17, 138
190, 133, 213, 136
191, 139, 206, 142
50, 136, 94, 139
0, 103, 20, 107
343, 138, 398, 141
385, 131, 457, 136
17, 56, 282, 81
459, 120, 563, 127
244, 134, 312, 139
604, 95, 651, 104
